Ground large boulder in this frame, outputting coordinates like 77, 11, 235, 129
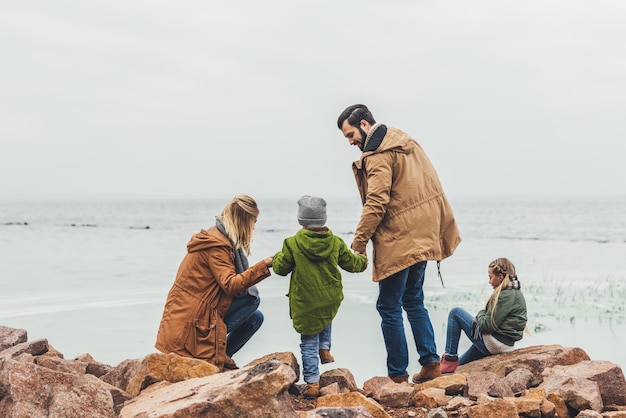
120, 359, 298, 417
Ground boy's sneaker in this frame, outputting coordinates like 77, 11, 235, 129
440, 354, 459, 374
319, 349, 335, 364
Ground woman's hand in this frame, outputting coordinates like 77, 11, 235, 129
263, 255, 274, 268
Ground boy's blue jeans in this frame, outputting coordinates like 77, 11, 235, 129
223, 293, 264, 357
300, 323, 332, 384
445, 306, 490, 364
376, 261, 439, 378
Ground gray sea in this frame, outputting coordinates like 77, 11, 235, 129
1, 196, 625, 386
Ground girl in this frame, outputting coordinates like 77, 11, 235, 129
440, 257, 527, 373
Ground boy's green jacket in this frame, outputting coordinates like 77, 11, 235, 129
273, 228, 368, 335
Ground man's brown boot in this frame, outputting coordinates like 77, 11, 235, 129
319, 349, 335, 364
303, 382, 320, 399
411, 361, 442, 383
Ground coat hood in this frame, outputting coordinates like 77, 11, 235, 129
354, 125, 414, 170
187, 227, 229, 253
294, 228, 335, 261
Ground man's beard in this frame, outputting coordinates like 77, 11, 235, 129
358, 127, 368, 150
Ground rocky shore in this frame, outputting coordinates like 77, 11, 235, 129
1, 325, 626, 417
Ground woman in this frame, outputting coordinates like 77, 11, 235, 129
155, 195, 273, 371
439, 257, 527, 374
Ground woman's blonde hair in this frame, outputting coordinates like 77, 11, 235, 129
486, 257, 517, 325
219, 195, 259, 256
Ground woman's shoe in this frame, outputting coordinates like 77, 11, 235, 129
223, 355, 239, 370
440, 354, 459, 374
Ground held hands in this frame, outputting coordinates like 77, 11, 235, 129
263, 255, 274, 268
351, 241, 367, 257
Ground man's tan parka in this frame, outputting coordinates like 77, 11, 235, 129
155, 226, 271, 370
351, 126, 461, 282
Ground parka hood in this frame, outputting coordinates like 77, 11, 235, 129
294, 228, 334, 261
187, 226, 229, 253
355, 126, 414, 170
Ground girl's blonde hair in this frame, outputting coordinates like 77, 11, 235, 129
486, 257, 518, 325
219, 195, 259, 256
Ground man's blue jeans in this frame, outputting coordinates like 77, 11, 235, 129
300, 323, 332, 384
376, 261, 439, 378
445, 307, 490, 364
223, 294, 264, 357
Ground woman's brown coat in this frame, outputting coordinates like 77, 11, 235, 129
155, 226, 271, 370
351, 126, 461, 282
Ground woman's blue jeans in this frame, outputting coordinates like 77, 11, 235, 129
445, 307, 490, 364
223, 294, 264, 357
376, 261, 439, 378
300, 323, 332, 384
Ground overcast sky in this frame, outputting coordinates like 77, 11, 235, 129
1, 1, 625, 201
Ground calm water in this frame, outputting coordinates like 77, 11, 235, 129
1, 196, 625, 385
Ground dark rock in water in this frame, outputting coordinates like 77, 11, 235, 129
3, 222, 28, 226
70, 223, 98, 227
129, 226, 150, 229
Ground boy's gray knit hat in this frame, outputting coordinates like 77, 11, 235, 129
297, 195, 327, 228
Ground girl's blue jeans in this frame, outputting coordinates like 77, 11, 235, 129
300, 323, 332, 384
223, 293, 264, 357
376, 261, 439, 378
445, 306, 490, 364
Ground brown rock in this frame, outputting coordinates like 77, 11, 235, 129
542, 375, 603, 413
413, 387, 449, 409
0, 326, 28, 352
544, 360, 626, 406
416, 372, 466, 395
0, 357, 117, 418
120, 359, 298, 418
503, 367, 535, 394
363, 376, 395, 400
506, 395, 542, 417
378, 381, 413, 408
465, 371, 515, 400
467, 397, 518, 418
74, 353, 113, 377
457, 344, 590, 384
126, 352, 219, 396
302, 406, 374, 417
320, 367, 359, 392
316, 391, 390, 418
246, 351, 300, 381
100, 358, 143, 392
319, 382, 341, 396
35, 355, 88, 375
546, 393, 574, 418
0, 338, 49, 359
539, 398, 557, 418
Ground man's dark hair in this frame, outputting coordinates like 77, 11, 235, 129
337, 104, 376, 129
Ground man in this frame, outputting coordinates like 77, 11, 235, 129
337, 104, 461, 384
